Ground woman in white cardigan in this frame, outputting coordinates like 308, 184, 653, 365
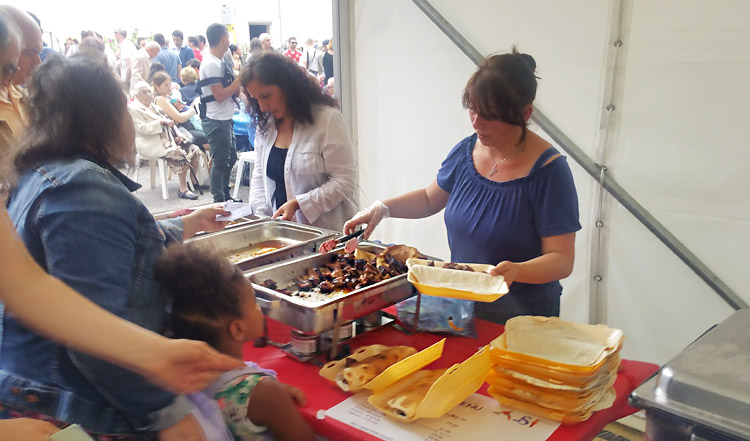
128, 81, 202, 200
241, 52, 357, 231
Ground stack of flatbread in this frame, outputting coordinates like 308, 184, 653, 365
486, 316, 624, 424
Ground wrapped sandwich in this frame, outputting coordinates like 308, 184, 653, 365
385, 369, 446, 419
335, 346, 417, 391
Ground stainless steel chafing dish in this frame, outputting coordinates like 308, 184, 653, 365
246, 242, 418, 336
188, 219, 338, 271
630, 309, 750, 441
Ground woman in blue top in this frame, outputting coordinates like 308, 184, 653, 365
344, 49, 581, 324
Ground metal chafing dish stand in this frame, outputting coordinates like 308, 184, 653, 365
188, 219, 339, 271
629, 309, 750, 441
246, 242, 424, 362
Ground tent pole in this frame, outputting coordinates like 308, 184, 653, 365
409, 0, 747, 311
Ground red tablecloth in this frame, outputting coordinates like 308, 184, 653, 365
243, 317, 658, 441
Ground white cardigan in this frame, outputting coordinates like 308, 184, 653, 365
249, 105, 358, 231
128, 100, 175, 160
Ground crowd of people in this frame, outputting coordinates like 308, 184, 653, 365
0, 4, 581, 441
33, 23, 337, 203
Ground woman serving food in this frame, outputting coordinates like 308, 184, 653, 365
344, 48, 581, 324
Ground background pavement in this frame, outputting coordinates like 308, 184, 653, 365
123, 161, 250, 215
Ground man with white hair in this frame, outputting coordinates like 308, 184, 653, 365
130, 41, 160, 95
259, 32, 272, 52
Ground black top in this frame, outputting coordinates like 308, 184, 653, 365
323, 51, 334, 83
267, 145, 289, 209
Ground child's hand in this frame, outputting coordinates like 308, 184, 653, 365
281, 383, 307, 406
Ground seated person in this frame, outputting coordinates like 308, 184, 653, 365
152, 72, 209, 152
155, 243, 315, 441
179, 65, 200, 105
129, 81, 202, 200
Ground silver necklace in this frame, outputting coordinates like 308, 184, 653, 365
487, 147, 519, 177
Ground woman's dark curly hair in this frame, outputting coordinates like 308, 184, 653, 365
462, 46, 540, 145
13, 54, 128, 173
240, 51, 336, 135
154, 242, 247, 348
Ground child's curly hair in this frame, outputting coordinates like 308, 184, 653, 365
154, 242, 247, 348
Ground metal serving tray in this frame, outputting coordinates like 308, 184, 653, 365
189, 219, 338, 271
630, 309, 750, 440
247, 242, 417, 335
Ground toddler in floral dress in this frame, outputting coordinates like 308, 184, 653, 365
155, 243, 314, 441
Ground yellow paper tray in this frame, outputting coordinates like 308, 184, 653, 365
318, 339, 446, 393
491, 350, 622, 388
406, 258, 508, 302
490, 323, 624, 372
368, 345, 492, 423
486, 369, 616, 413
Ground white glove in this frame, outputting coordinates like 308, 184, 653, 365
343, 201, 390, 240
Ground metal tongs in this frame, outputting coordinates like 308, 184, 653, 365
318, 229, 365, 254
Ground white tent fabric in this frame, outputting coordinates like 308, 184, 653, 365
345, 0, 749, 364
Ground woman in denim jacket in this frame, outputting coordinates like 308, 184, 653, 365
2, 56, 229, 440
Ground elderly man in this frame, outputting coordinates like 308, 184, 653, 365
0, 6, 41, 145
259, 32, 272, 51
130, 41, 160, 95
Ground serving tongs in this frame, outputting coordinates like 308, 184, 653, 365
318, 229, 365, 254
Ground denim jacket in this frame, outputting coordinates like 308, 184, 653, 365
0, 157, 190, 435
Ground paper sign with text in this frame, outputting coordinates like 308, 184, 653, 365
325, 392, 560, 441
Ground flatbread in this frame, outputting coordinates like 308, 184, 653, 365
504, 316, 608, 366
336, 346, 417, 391
386, 369, 446, 419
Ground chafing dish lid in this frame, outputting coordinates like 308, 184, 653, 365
630, 309, 750, 438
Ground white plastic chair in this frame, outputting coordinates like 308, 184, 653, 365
133, 154, 170, 200
233, 151, 256, 200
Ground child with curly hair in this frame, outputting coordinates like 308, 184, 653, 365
154, 243, 314, 441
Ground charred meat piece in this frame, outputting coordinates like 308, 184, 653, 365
331, 269, 344, 279
354, 259, 367, 270
261, 279, 277, 290
443, 262, 458, 270
345, 277, 358, 290
386, 255, 408, 274
278, 288, 292, 295
332, 277, 346, 289
364, 263, 380, 276
319, 267, 333, 279
305, 268, 321, 285
427, 260, 435, 267
295, 279, 313, 291
455, 264, 474, 272
325, 260, 342, 271
318, 281, 334, 293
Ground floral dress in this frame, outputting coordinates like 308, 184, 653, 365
215, 373, 271, 441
